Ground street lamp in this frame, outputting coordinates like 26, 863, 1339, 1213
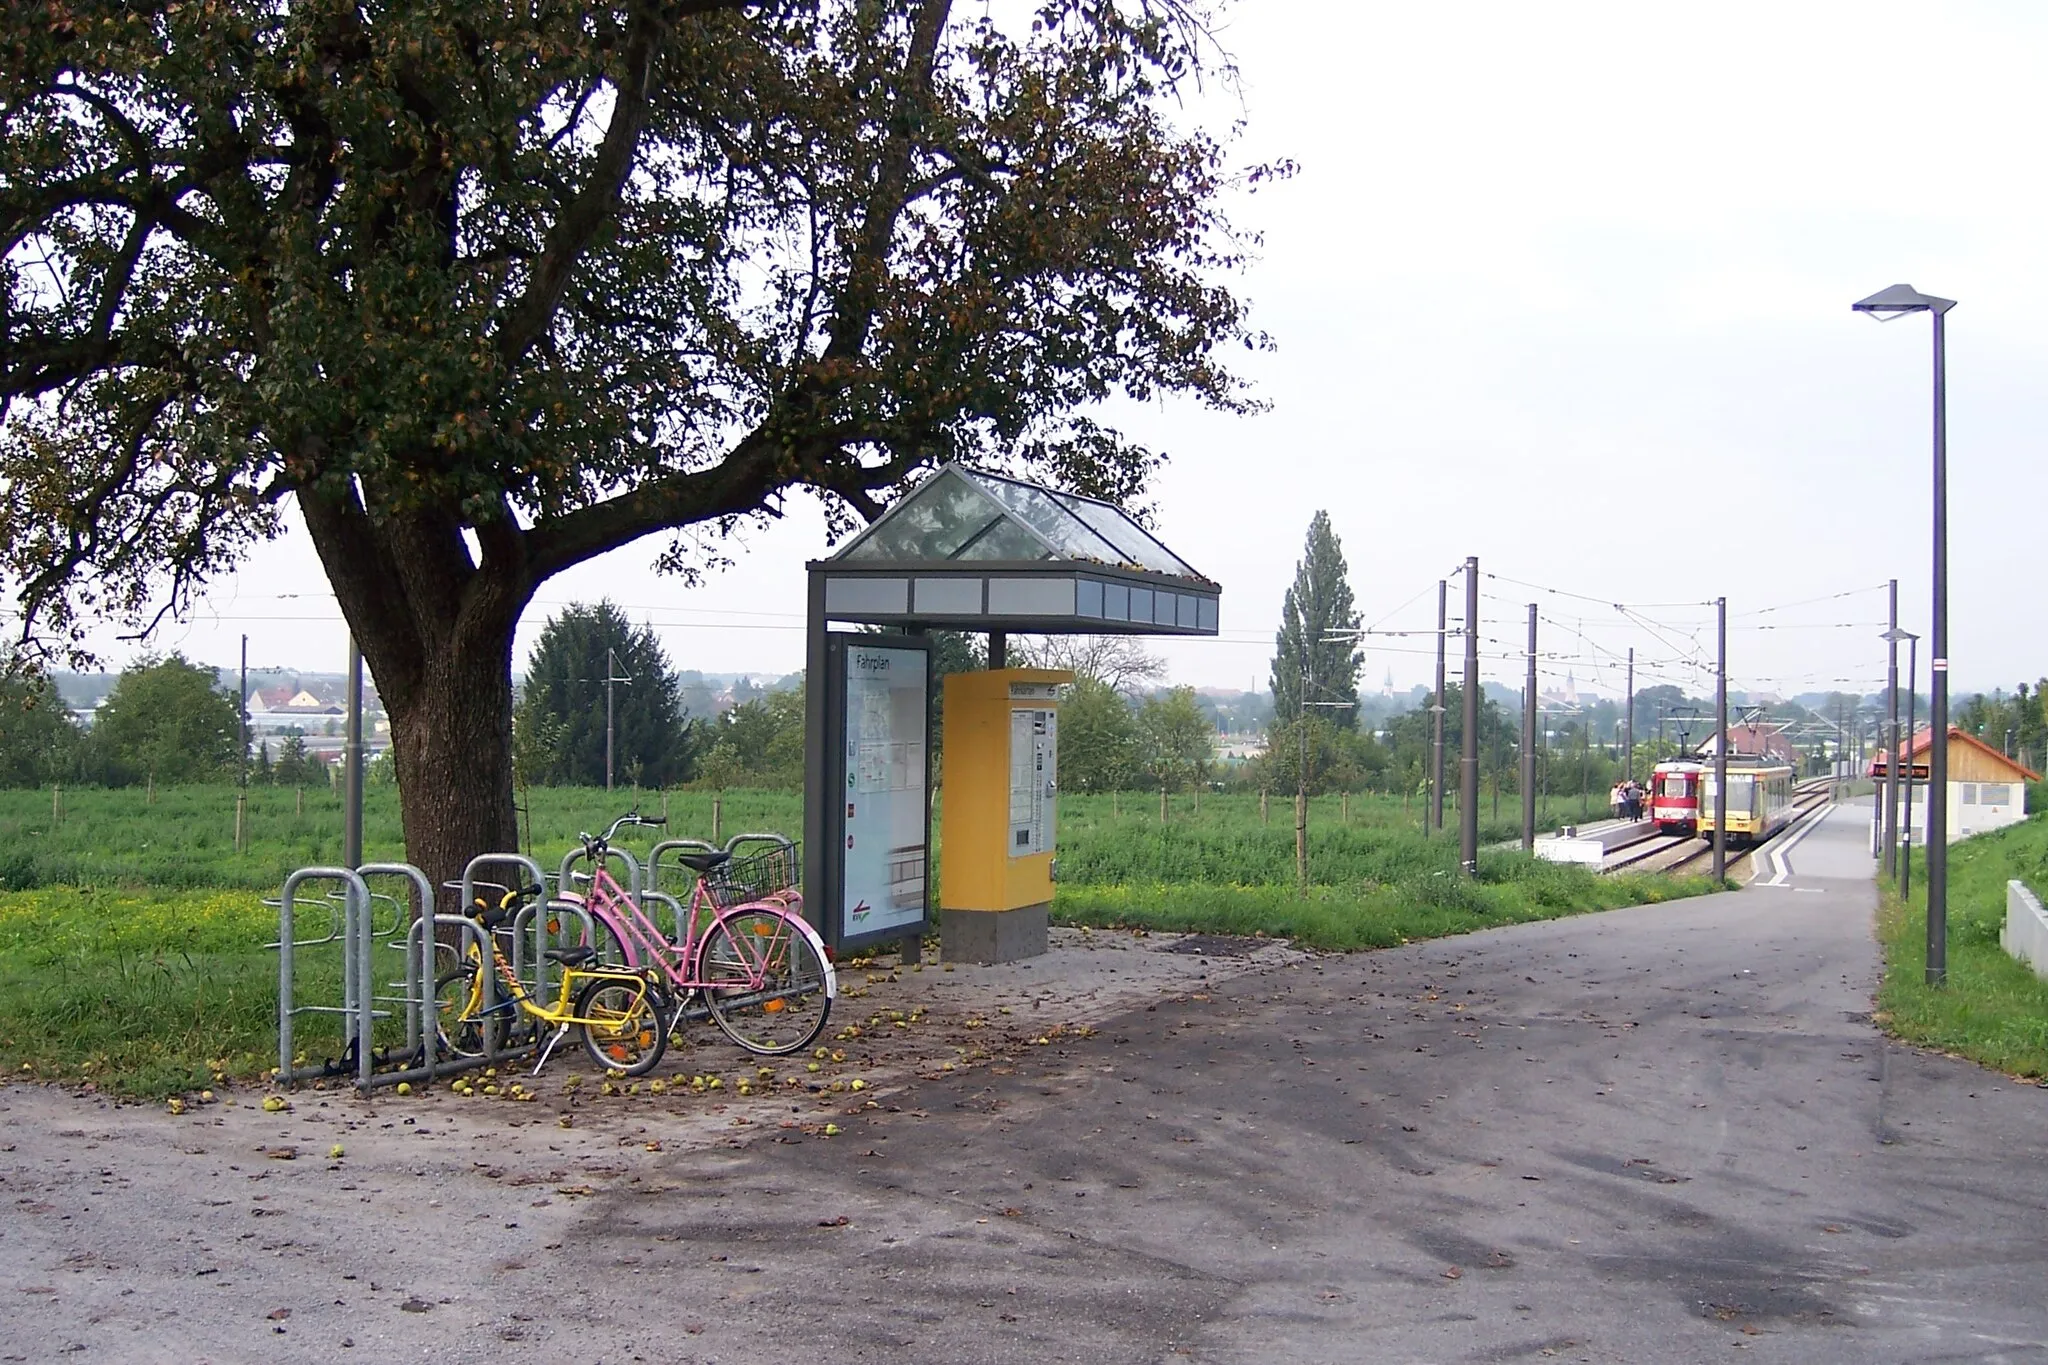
1898, 630, 1919, 899
1853, 283, 1953, 986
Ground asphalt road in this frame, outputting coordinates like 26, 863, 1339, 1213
6, 801, 2047, 1363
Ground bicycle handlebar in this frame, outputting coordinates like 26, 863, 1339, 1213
579, 812, 669, 852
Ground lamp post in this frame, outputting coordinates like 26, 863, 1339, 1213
1900, 631, 1919, 899
1853, 283, 1954, 984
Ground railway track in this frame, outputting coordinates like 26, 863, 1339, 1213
1599, 778, 1835, 877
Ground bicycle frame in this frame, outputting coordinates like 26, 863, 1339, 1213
454, 921, 658, 1074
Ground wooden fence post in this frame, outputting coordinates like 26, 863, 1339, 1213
1295, 789, 1308, 894
712, 792, 723, 843
1159, 785, 1168, 823
234, 792, 247, 853
1341, 791, 1349, 824
295, 785, 304, 817
1260, 789, 1269, 825
52, 783, 62, 826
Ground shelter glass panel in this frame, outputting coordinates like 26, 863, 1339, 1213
841, 469, 1014, 562
952, 517, 1055, 561
1052, 493, 1197, 577
972, 473, 1128, 563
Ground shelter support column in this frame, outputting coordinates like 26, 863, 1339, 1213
802, 568, 829, 933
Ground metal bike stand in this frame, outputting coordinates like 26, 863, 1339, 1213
639, 889, 687, 946
451, 853, 552, 1059
270, 867, 373, 1089
558, 844, 643, 904
356, 862, 436, 1060
512, 899, 597, 1015
382, 912, 495, 1089
647, 837, 719, 894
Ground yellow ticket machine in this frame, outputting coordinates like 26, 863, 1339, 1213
939, 668, 1072, 962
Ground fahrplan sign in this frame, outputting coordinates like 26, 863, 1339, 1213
824, 634, 931, 950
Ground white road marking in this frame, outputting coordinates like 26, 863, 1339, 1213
1761, 802, 1832, 886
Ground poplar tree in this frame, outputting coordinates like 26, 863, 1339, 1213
1270, 511, 1361, 725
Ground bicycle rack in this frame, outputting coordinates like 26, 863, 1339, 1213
271, 867, 374, 1090
356, 863, 436, 1060
383, 912, 495, 1088
558, 843, 643, 902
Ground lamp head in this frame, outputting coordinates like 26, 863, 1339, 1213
1852, 284, 1956, 318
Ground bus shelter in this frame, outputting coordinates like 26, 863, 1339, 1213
801, 464, 1220, 958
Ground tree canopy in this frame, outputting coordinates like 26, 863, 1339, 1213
0, 0, 1279, 888
88, 653, 239, 784
514, 600, 693, 787
1271, 510, 1360, 724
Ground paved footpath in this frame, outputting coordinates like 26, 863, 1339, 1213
6, 801, 2048, 1363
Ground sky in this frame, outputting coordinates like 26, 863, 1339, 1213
76, 1, 2048, 705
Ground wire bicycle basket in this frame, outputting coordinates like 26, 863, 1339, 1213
703, 842, 802, 909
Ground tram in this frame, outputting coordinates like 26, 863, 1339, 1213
1648, 760, 1704, 835
1697, 761, 1796, 846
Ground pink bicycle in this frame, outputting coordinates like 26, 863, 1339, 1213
560, 814, 835, 1058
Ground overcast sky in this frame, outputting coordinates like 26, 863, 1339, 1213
87, 1, 2048, 704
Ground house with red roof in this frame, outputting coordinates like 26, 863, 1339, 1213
1870, 725, 2039, 845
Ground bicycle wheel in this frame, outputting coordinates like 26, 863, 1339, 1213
697, 908, 834, 1055
576, 977, 667, 1077
433, 967, 487, 1059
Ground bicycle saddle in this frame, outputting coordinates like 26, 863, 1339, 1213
544, 945, 596, 967
674, 850, 732, 872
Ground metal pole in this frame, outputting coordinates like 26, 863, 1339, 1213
1927, 308, 1949, 985
238, 634, 248, 788
1625, 647, 1634, 783
1712, 596, 1727, 882
988, 632, 1007, 670
1903, 637, 1917, 899
1297, 684, 1309, 896
801, 568, 830, 934
1522, 604, 1537, 852
1460, 557, 1480, 874
344, 635, 364, 870
1431, 579, 1446, 837
1885, 579, 1900, 880
605, 646, 617, 792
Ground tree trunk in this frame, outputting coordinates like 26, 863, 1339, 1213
384, 636, 521, 914
300, 487, 532, 915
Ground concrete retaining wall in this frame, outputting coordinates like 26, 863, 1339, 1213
2001, 880, 2048, 982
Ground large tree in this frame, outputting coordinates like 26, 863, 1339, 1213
514, 599, 692, 787
87, 652, 239, 784
0, 1, 1276, 892
0, 668, 80, 787
1270, 510, 1361, 724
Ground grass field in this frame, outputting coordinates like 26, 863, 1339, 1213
0, 783, 1715, 1096
1877, 816, 2048, 1080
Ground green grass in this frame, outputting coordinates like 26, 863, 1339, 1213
0, 886, 337, 1096
1877, 815, 2048, 1080
0, 783, 1717, 1096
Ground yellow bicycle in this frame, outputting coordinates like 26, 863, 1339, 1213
435, 895, 668, 1076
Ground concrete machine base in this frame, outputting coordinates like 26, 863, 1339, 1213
940, 904, 1049, 964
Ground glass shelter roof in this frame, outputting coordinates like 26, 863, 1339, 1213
837, 466, 1199, 578
811, 465, 1218, 637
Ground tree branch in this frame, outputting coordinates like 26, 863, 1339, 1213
822, 0, 952, 361
494, 3, 663, 368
